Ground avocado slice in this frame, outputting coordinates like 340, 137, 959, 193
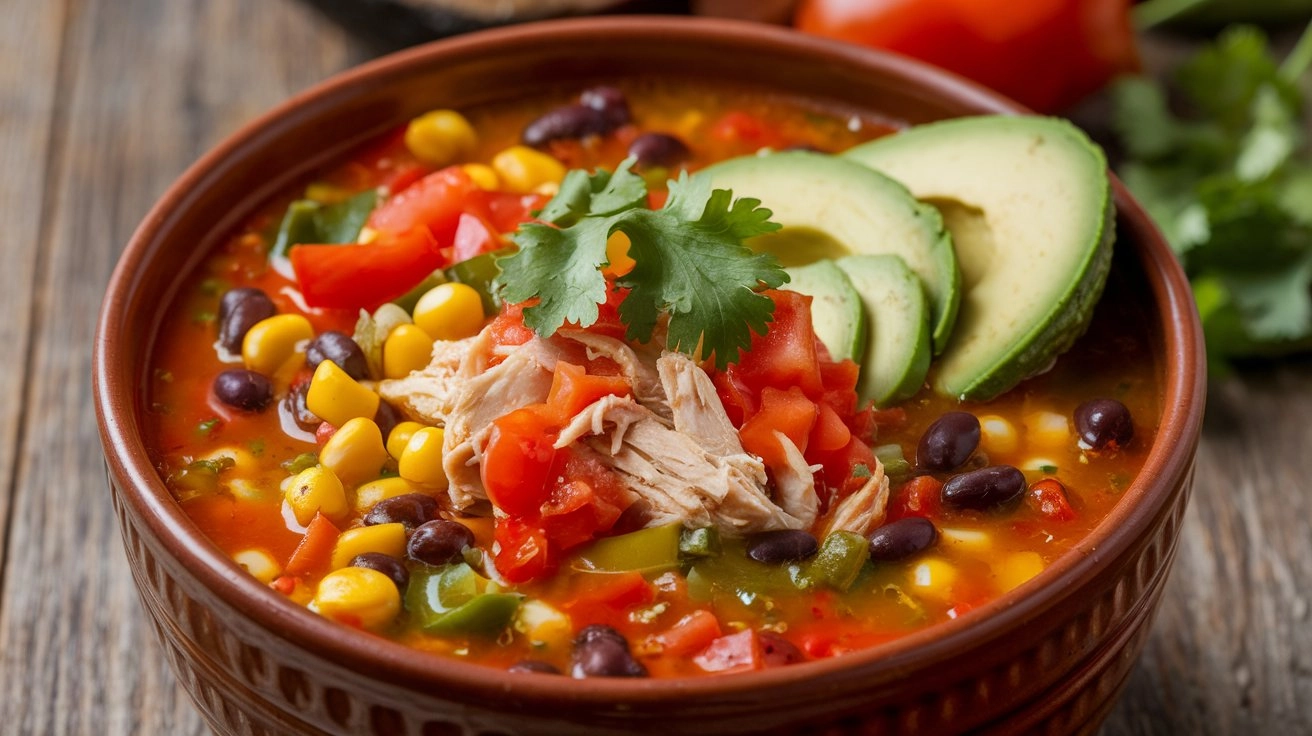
836, 255, 932, 406
844, 116, 1115, 401
782, 260, 868, 363
695, 151, 960, 356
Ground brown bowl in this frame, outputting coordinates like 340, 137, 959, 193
94, 16, 1205, 736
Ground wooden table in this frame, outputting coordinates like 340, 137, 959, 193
2, 0, 1309, 732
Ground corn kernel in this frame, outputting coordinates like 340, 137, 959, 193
938, 527, 993, 553
514, 599, 573, 651
404, 109, 477, 167
330, 523, 407, 570
357, 226, 378, 245
413, 283, 485, 341
306, 359, 379, 428
284, 465, 349, 526
318, 417, 388, 487
492, 145, 565, 193
1024, 410, 1071, 450
461, 163, 500, 191
198, 446, 258, 474
1021, 456, 1061, 475
382, 324, 434, 379
399, 426, 448, 489
603, 232, 636, 278
910, 557, 958, 602
995, 551, 1045, 593
354, 477, 422, 513
387, 421, 425, 460
232, 549, 282, 584
242, 314, 314, 376
978, 415, 1019, 456
313, 567, 401, 630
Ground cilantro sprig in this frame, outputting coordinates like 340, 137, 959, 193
495, 160, 788, 369
1111, 23, 1312, 371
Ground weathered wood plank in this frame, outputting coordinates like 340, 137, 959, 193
0, 0, 364, 733
0, 0, 67, 586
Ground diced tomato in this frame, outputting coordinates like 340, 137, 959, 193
494, 518, 552, 584
809, 435, 878, 502
481, 406, 559, 517
712, 370, 755, 427
819, 358, 861, 417
383, 164, 426, 195
367, 166, 477, 243
563, 571, 654, 616
450, 212, 503, 263
1027, 478, 1077, 521
710, 111, 785, 150
481, 191, 550, 233
809, 402, 852, 454
291, 227, 443, 310
657, 610, 723, 657
486, 303, 536, 356
694, 630, 764, 673
545, 362, 632, 425
284, 513, 340, 579
314, 422, 337, 446
886, 474, 945, 522
739, 386, 817, 472
729, 290, 823, 397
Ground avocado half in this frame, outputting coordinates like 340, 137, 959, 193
845, 116, 1116, 402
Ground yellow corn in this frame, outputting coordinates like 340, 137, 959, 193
398, 426, 448, 489
242, 314, 314, 376
461, 163, 500, 191
386, 421, 425, 460
232, 549, 282, 584
382, 324, 434, 379
492, 145, 565, 193
513, 599, 573, 652
978, 415, 1019, 456
412, 283, 485, 341
937, 527, 993, 553
330, 523, 407, 570
404, 109, 477, 167
354, 477, 422, 513
284, 465, 349, 526
318, 417, 388, 487
198, 446, 258, 474
603, 232, 636, 278
910, 557, 958, 602
995, 551, 1045, 593
306, 359, 379, 428
1024, 410, 1071, 450
313, 567, 401, 630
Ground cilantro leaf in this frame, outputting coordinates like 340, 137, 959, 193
1176, 26, 1301, 135
494, 164, 788, 368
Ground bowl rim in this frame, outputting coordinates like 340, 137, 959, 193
94, 14, 1206, 705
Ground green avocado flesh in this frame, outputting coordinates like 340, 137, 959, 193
836, 255, 932, 406
844, 116, 1115, 401
783, 260, 868, 363
695, 151, 960, 356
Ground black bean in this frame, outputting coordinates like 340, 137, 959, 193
407, 519, 475, 566
283, 382, 319, 431
364, 493, 438, 531
867, 517, 938, 562
349, 552, 409, 592
758, 631, 804, 667
508, 660, 562, 675
212, 369, 273, 411
374, 401, 401, 444
941, 465, 1026, 511
746, 529, 819, 564
305, 331, 368, 380
917, 411, 981, 472
579, 86, 631, 127
522, 104, 613, 147
571, 625, 647, 678
1074, 398, 1134, 450
216, 288, 276, 353
628, 133, 690, 169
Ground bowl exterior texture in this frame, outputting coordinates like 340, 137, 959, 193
95, 18, 1205, 736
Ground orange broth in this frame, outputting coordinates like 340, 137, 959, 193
146, 80, 1160, 678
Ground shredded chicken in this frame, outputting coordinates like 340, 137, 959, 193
819, 458, 890, 537
562, 330, 671, 420
378, 334, 482, 425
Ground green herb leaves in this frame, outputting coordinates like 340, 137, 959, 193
1112, 24, 1312, 369
496, 160, 788, 368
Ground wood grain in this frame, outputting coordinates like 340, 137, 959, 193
0, 2, 1309, 734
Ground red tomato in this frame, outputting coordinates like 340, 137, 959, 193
481, 406, 559, 517
738, 386, 818, 471
545, 362, 632, 425
494, 518, 552, 584
709, 111, 786, 150
809, 402, 852, 454
290, 227, 443, 310
795, 0, 1139, 112
694, 630, 764, 673
367, 166, 478, 242
450, 212, 503, 263
729, 289, 824, 398
886, 474, 945, 521
481, 191, 550, 234
1027, 478, 1077, 521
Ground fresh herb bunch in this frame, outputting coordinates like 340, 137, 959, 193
495, 159, 789, 369
1112, 23, 1312, 371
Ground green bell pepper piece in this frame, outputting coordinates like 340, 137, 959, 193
446, 249, 509, 315
797, 531, 871, 592
422, 593, 521, 636
873, 444, 911, 482
405, 563, 519, 636
574, 523, 683, 574
686, 538, 798, 604
269, 189, 378, 260
679, 526, 721, 559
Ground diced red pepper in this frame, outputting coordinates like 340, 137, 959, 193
562, 571, 654, 616
284, 513, 340, 579
291, 227, 443, 310
694, 630, 764, 673
657, 610, 723, 658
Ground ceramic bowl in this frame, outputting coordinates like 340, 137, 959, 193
94, 16, 1205, 736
